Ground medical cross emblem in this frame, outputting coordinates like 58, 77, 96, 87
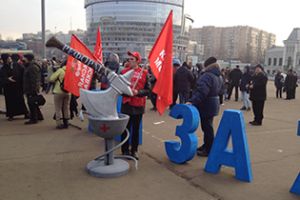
100, 124, 110, 133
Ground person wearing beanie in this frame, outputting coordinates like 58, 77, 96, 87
187, 56, 223, 157
174, 61, 195, 104
49, 59, 71, 129
248, 64, 268, 126
11, 54, 20, 62
23, 53, 34, 62
239, 66, 252, 111
204, 56, 217, 67
170, 59, 181, 108
1, 53, 10, 64
284, 69, 297, 100
227, 65, 242, 101
23, 53, 44, 124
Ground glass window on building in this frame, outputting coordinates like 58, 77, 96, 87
268, 58, 271, 65
273, 58, 277, 66
287, 57, 292, 67
279, 58, 283, 66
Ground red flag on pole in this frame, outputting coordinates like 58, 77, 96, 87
148, 11, 173, 115
64, 34, 97, 96
94, 26, 103, 64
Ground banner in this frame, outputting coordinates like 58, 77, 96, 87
65, 34, 96, 96
148, 11, 173, 115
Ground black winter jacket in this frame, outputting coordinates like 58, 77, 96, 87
23, 62, 41, 95
190, 64, 223, 118
249, 72, 268, 101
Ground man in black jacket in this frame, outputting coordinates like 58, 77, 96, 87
23, 54, 43, 125
274, 70, 284, 98
284, 69, 298, 100
249, 64, 268, 126
174, 62, 194, 104
227, 65, 242, 101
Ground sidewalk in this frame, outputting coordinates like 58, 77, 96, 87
1, 82, 300, 200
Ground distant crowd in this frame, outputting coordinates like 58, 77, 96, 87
0, 52, 298, 158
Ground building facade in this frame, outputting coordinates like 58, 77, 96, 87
190, 26, 276, 64
84, 0, 192, 61
264, 46, 284, 75
265, 28, 300, 75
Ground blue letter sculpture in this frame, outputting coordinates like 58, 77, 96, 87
204, 110, 253, 182
290, 173, 300, 195
290, 120, 300, 195
165, 104, 199, 164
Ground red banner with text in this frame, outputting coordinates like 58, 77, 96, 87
64, 35, 96, 96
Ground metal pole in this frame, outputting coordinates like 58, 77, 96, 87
41, 0, 46, 58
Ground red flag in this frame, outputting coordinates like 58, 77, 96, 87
94, 27, 103, 64
148, 11, 173, 115
65, 34, 97, 96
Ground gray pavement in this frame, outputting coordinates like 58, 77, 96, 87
1, 82, 300, 200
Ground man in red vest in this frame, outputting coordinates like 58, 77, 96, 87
121, 51, 150, 160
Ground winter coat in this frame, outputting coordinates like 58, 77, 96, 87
249, 72, 268, 101
174, 66, 194, 93
240, 72, 252, 92
190, 63, 223, 118
23, 62, 41, 95
121, 66, 150, 115
49, 66, 69, 94
229, 68, 242, 86
274, 73, 284, 88
284, 73, 297, 90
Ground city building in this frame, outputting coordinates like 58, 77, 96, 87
186, 40, 204, 64
264, 46, 284, 75
84, 0, 192, 61
190, 26, 276, 64
0, 40, 27, 50
265, 28, 300, 75
17, 29, 87, 59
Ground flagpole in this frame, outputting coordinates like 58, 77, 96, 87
41, 0, 46, 58
132, 64, 147, 90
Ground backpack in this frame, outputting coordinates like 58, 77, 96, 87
58, 77, 68, 93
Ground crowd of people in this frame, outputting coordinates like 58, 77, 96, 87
0, 51, 298, 159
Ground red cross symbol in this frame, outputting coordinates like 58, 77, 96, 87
100, 124, 110, 133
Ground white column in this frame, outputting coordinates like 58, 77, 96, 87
282, 45, 286, 71
293, 43, 297, 69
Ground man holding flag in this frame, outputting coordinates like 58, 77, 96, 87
121, 51, 150, 160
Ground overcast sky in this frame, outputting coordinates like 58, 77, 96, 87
0, 0, 299, 45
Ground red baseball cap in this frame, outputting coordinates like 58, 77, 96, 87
127, 51, 141, 63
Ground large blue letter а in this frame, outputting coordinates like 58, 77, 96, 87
290, 120, 300, 195
205, 110, 253, 182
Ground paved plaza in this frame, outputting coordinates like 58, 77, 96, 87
1, 82, 300, 200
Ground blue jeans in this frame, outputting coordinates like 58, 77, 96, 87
241, 91, 251, 109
